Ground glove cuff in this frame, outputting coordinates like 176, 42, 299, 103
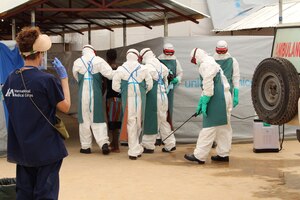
201, 95, 211, 104
233, 88, 239, 97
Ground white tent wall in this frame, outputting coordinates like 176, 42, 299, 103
49, 35, 298, 143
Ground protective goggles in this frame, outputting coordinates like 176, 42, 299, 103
216, 47, 228, 54
191, 48, 198, 64
163, 49, 175, 55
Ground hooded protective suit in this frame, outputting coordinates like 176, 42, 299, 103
112, 49, 153, 158
189, 48, 232, 162
140, 48, 176, 152
213, 40, 240, 107
73, 45, 114, 152
158, 43, 183, 129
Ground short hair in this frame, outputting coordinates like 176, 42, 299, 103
106, 49, 117, 63
16, 26, 41, 60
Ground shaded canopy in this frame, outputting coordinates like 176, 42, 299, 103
0, 0, 209, 39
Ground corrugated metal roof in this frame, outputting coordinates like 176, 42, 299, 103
213, 1, 300, 32
0, 0, 209, 39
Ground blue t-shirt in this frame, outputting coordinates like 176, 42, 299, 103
2, 67, 68, 167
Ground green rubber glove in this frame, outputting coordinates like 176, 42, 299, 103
170, 77, 179, 85
200, 95, 211, 117
263, 122, 271, 127
233, 88, 239, 108
196, 97, 202, 116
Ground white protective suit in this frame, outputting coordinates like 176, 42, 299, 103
191, 48, 233, 162
73, 45, 114, 150
112, 49, 153, 157
0, 84, 7, 154
213, 40, 240, 91
140, 48, 176, 151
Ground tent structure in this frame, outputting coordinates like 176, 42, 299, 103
0, 0, 210, 44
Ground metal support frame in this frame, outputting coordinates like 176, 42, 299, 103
164, 12, 168, 37
279, 0, 283, 24
12, 19, 16, 40
123, 19, 127, 46
31, 10, 35, 27
88, 24, 91, 45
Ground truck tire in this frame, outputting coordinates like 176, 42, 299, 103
251, 57, 300, 125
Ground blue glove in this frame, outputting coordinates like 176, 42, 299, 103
52, 57, 68, 79
233, 88, 239, 108
200, 95, 211, 117
170, 77, 179, 85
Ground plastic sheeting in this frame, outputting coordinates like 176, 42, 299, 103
0, 41, 24, 152
0, 42, 24, 84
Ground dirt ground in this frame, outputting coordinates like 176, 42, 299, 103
1, 113, 300, 200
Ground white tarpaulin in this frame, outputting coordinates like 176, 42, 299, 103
207, 0, 277, 31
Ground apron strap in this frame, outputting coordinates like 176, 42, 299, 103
122, 64, 142, 111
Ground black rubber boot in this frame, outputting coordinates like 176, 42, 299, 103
80, 148, 91, 154
184, 154, 205, 164
143, 148, 154, 154
162, 146, 176, 153
211, 155, 229, 162
102, 144, 110, 155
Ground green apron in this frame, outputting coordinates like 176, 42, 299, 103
159, 59, 176, 120
200, 71, 227, 128
77, 72, 104, 123
120, 80, 146, 134
143, 81, 158, 134
216, 58, 233, 94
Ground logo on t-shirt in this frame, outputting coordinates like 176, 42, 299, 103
5, 88, 33, 98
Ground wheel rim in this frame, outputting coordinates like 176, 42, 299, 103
258, 72, 281, 111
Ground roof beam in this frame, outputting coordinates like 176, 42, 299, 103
89, 0, 128, 8
48, 16, 126, 20
21, 11, 84, 35
146, 0, 199, 24
47, 19, 84, 35
80, 17, 113, 31
105, 0, 125, 8
119, 12, 152, 29
39, 27, 62, 36
36, 8, 164, 12
87, 0, 152, 30
87, 0, 105, 8
45, 1, 113, 32
40, 22, 92, 25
